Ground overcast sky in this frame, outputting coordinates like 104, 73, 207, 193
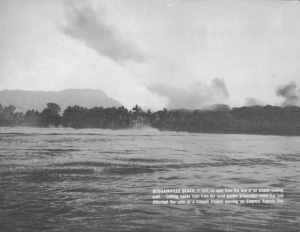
1, 0, 300, 110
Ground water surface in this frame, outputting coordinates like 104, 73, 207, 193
0, 127, 299, 231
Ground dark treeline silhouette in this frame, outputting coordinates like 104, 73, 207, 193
0, 103, 300, 135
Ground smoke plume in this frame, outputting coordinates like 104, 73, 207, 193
245, 97, 264, 106
276, 81, 300, 107
148, 78, 229, 109
63, 1, 145, 63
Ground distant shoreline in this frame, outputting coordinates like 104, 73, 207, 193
1, 103, 300, 136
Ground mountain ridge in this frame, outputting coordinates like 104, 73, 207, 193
0, 89, 122, 112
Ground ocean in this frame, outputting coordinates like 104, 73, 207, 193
0, 127, 299, 231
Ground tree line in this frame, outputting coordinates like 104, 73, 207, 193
0, 103, 300, 135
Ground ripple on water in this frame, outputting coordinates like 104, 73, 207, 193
1, 128, 300, 232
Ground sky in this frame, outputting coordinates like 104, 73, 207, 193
1, 0, 300, 110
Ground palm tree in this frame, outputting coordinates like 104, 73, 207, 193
131, 105, 142, 127
132, 104, 142, 117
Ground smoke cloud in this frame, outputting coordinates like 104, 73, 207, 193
245, 97, 264, 106
148, 78, 229, 109
276, 81, 300, 107
63, 2, 145, 63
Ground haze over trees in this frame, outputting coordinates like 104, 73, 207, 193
0, 89, 121, 112
0, 102, 300, 136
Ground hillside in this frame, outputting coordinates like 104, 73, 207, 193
0, 89, 122, 112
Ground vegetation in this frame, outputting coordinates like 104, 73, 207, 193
0, 103, 300, 136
